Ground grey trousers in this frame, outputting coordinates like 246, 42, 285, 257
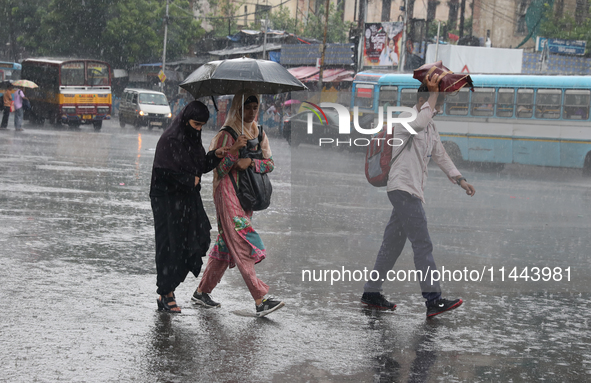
364, 190, 442, 303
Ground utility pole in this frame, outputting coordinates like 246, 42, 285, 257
359, 0, 366, 29
161, 0, 169, 93
459, 0, 466, 38
399, 0, 408, 72
318, 0, 330, 90
435, 21, 441, 61
262, 19, 268, 59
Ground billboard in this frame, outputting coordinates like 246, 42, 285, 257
536, 37, 586, 56
362, 22, 404, 68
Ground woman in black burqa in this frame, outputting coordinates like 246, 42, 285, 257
150, 100, 235, 313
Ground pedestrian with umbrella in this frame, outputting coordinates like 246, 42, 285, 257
180, 57, 306, 316
10, 80, 35, 131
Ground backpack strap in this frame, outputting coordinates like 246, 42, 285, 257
221, 126, 238, 140
388, 135, 413, 167
221, 125, 265, 152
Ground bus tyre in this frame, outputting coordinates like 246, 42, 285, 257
443, 141, 462, 165
119, 118, 125, 128
583, 153, 591, 177
93, 121, 102, 131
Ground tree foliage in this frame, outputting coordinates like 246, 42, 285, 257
267, 5, 297, 34
208, 0, 243, 38
1, 0, 204, 68
301, 3, 353, 43
539, 5, 591, 55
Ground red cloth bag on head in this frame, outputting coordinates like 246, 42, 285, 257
413, 61, 473, 94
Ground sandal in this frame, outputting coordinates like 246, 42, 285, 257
157, 295, 181, 313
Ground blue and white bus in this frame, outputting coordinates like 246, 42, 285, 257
351, 72, 591, 174
0, 61, 21, 81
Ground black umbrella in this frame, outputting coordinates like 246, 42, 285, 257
179, 57, 307, 98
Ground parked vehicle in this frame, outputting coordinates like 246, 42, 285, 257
119, 88, 172, 130
282, 109, 373, 152
21, 58, 111, 131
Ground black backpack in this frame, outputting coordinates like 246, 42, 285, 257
221, 126, 273, 211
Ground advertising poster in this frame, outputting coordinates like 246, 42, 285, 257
363, 22, 404, 67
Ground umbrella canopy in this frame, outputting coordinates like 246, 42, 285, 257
12, 79, 38, 88
179, 57, 307, 98
283, 99, 301, 106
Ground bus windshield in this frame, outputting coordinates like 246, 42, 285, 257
61, 62, 85, 86
139, 93, 168, 105
87, 61, 109, 86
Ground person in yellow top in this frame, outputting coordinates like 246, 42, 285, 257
1, 83, 15, 129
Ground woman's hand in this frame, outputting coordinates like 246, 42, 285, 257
235, 158, 253, 170
230, 135, 248, 156
194, 176, 200, 186
215, 146, 231, 158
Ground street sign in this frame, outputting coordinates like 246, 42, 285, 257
158, 69, 166, 83
536, 37, 586, 56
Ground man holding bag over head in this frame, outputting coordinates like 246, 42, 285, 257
361, 73, 476, 318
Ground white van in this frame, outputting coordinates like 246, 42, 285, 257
119, 88, 172, 130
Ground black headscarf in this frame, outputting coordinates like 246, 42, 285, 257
153, 101, 210, 176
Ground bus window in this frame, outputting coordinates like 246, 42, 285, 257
87, 62, 109, 86
354, 84, 374, 109
61, 62, 85, 86
496, 88, 514, 117
516, 89, 534, 118
400, 88, 417, 107
563, 90, 590, 120
379, 86, 398, 108
535, 89, 561, 119
471, 88, 495, 116
445, 88, 469, 115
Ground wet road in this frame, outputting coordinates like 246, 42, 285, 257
0, 119, 590, 382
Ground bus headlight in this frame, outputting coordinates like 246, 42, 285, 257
62, 107, 76, 114
139, 110, 145, 116
97, 107, 109, 114
167, 112, 172, 118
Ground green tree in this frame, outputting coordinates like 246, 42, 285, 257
4, 0, 203, 68
103, 0, 204, 67
34, 0, 117, 58
302, 3, 352, 43
208, 0, 243, 38
539, 5, 591, 55
0, 0, 49, 61
268, 5, 297, 33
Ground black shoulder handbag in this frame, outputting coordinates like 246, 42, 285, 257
221, 126, 273, 211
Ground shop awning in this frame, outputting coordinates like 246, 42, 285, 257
304, 68, 355, 82
287, 66, 319, 81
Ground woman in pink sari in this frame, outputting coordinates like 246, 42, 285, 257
192, 90, 285, 317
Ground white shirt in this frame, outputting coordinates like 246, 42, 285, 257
387, 102, 462, 203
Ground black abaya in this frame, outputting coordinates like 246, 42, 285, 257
149, 101, 221, 295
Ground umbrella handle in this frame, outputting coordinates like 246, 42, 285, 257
211, 96, 218, 112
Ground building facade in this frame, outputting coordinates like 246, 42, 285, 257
472, 0, 584, 50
